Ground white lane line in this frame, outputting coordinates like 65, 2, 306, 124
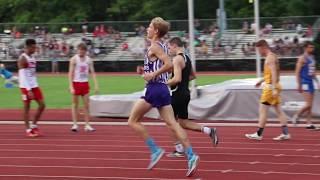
0, 175, 191, 180
0, 165, 319, 176
0, 121, 314, 127
1, 157, 320, 166
0, 138, 318, 147
0, 133, 319, 140
221, 169, 233, 173
0, 149, 318, 158
207, 169, 320, 176
249, 161, 259, 165
274, 154, 284, 157
0, 143, 319, 152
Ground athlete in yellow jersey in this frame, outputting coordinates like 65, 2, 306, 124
245, 40, 290, 141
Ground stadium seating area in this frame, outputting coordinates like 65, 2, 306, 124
0, 26, 314, 62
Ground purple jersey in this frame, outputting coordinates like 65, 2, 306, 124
144, 41, 169, 84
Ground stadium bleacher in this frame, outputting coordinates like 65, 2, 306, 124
0, 26, 315, 62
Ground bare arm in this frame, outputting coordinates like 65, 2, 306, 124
68, 56, 76, 93
18, 55, 28, 69
267, 55, 278, 91
295, 56, 304, 92
255, 79, 264, 88
312, 68, 320, 90
167, 55, 184, 86
144, 44, 172, 81
189, 66, 196, 81
313, 74, 319, 83
89, 59, 99, 94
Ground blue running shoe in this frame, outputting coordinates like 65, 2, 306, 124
147, 148, 165, 170
186, 154, 200, 177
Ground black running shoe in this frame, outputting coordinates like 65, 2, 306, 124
306, 125, 316, 130
210, 128, 219, 146
166, 151, 185, 158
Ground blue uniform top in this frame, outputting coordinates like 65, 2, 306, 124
144, 41, 169, 84
300, 55, 316, 84
0, 67, 13, 79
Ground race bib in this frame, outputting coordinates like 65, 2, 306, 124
79, 65, 88, 79
79, 73, 88, 79
27, 69, 36, 77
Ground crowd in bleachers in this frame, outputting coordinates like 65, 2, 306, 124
0, 19, 317, 61
1, 24, 124, 61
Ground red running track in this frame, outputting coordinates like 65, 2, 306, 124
0, 124, 319, 180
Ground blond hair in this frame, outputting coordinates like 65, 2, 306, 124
151, 17, 170, 38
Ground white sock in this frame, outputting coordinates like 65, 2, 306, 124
174, 142, 184, 153
26, 129, 32, 133
202, 127, 211, 135
30, 124, 38, 129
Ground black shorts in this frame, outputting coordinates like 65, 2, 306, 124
171, 91, 190, 119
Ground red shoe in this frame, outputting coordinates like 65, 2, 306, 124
32, 127, 41, 136
26, 129, 38, 137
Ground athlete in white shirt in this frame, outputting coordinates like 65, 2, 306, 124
68, 43, 99, 132
18, 39, 45, 137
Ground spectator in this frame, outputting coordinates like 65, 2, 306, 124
242, 21, 249, 33
81, 19, 88, 34
11, 26, 22, 39
93, 26, 100, 37
212, 40, 222, 55
296, 24, 303, 34
293, 36, 299, 44
263, 23, 273, 34
122, 42, 129, 51
305, 25, 313, 37
250, 23, 256, 34
199, 40, 209, 57
99, 24, 107, 38
138, 25, 146, 37
242, 44, 250, 56
224, 45, 232, 57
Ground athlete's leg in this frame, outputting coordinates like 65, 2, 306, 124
71, 95, 80, 127
82, 93, 95, 131
82, 94, 90, 125
273, 104, 291, 140
295, 92, 312, 117
158, 105, 199, 176
178, 119, 202, 132
33, 99, 45, 125
246, 103, 269, 140
23, 101, 31, 129
159, 106, 190, 148
303, 92, 314, 125
128, 99, 164, 170
128, 99, 153, 140
258, 103, 269, 128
